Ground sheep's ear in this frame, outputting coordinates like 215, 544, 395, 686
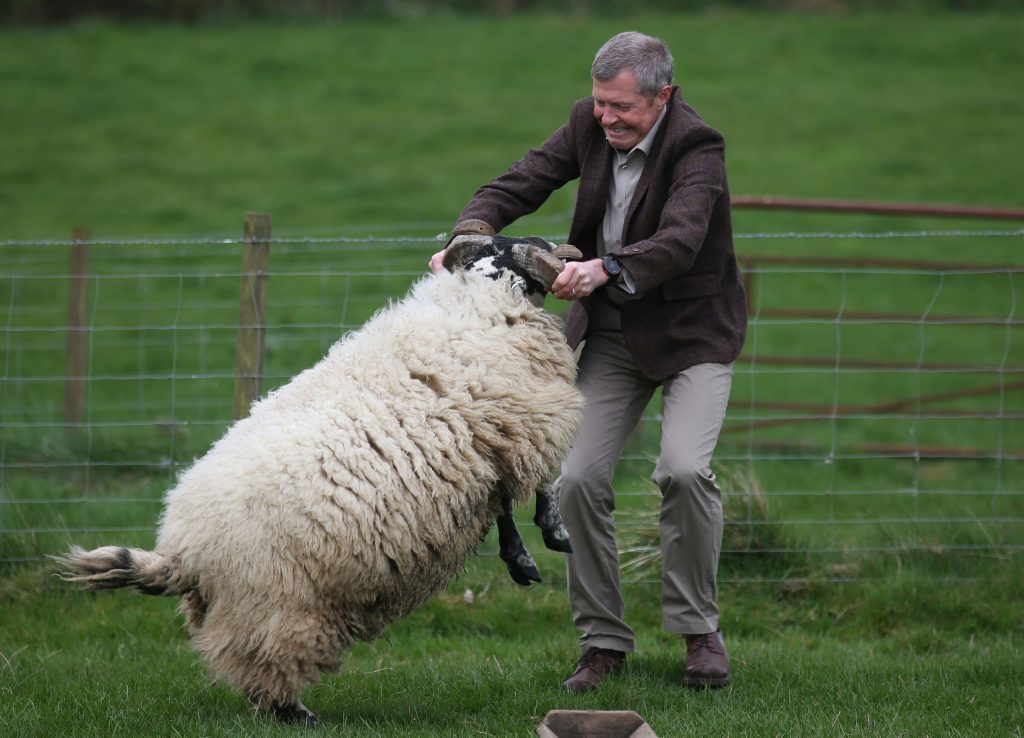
442, 234, 493, 271
552, 244, 583, 262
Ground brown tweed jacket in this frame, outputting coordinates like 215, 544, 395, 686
456, 87, 747, 381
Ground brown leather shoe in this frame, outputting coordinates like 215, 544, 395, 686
562, 647, 626, 694
683, 630, 731, 688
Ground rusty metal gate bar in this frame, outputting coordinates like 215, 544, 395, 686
728, 195, 1022, 461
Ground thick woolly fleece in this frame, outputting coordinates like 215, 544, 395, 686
94, 269, 580, 710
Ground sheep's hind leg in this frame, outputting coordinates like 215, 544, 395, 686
233, 609, 342, 728
247, 690, 319, 727
269, 700, 319, 727
534, 483, 573, 553
497, 495, 541, 586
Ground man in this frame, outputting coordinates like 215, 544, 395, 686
430, 31, 746, 691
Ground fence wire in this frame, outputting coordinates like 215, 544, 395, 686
1, 229, 1021, 584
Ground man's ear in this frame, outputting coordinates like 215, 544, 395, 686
655, 85, 671, 108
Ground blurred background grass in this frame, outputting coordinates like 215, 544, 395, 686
1, 10, 1021, 241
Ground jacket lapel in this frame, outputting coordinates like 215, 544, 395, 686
624, 87, 677, 232
569, 134, 612, 255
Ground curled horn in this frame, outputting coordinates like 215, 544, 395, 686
511, 242, 570, 291
442, 234, 493, 271
552, 244, 583, 262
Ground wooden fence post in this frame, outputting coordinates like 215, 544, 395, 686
232, 213, 272, 421
64, 227, 90, 427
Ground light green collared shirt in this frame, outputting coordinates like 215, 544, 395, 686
598, 105, 667, 301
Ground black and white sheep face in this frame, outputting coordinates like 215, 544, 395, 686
444, 234, 581, 307
461, 236, 560, 301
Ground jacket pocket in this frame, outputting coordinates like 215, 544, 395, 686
662, 274, 721, 301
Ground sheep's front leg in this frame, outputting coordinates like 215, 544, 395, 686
497, 495, 542, 586
534, 483, 573, 553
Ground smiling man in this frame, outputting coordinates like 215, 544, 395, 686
592, 67, 670, 153
432, 31, 747, 694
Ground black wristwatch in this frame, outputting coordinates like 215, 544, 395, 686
601, 255, 622, 281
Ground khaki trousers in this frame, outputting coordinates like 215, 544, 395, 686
557, 329, 733, 653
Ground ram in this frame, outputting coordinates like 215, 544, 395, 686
55, 232, 583, 725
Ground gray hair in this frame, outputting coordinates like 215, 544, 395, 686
591, 31, 674, 99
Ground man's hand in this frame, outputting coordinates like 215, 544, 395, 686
551, 258, 608, 301
428, 249, 447, 274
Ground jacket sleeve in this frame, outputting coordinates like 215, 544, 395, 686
456, 105, 585, 231
615, 127, 727, 294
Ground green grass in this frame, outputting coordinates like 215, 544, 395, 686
0, 12, 1022, 240
2, 561, 1022, 736
1, 9, 1024, 737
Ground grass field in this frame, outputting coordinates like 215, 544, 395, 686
1, 11, 1022, 240
2, 9, 1023, 737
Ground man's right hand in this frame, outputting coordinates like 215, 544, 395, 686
428, 249, 447, 273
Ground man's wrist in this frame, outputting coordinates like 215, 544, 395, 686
447, 219, 495, 246
601, 255, 622, 283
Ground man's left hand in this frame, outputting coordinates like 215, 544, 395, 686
551, 259, 608, 301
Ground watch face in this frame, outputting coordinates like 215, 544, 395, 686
603, 256, 621, 275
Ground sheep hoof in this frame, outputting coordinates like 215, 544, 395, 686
270, 701, 320, 727
505, 555, 542, 587
540, 525, 574, 554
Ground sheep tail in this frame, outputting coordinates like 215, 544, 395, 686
53, 545, 187, 596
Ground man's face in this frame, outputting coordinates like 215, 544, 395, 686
592, 69, 670, 151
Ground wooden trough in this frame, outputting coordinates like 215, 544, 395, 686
537, 710, 658, 738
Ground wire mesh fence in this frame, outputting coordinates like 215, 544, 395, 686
1, 227, 1021, 584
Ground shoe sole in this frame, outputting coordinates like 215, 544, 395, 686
683, 675, 731, 689
563, 681, 597, 694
